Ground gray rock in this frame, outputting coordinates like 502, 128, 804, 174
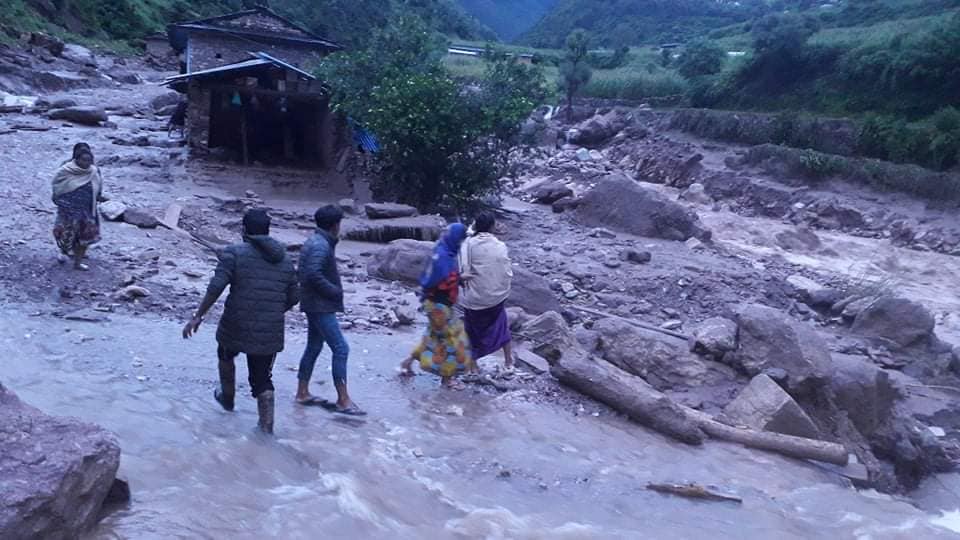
109, 71, 141, 85
594, 318, 709, 390
506, 306, 530, 332
98, 200, 126, 221
367, 239, 432, 283
620, 249, 652, 264
567, 111, 625, 146
721, 374, 822, 439
48, 106, 107, 125
150, 91, 181, 112
61, 44, 97, 66
0, 383, 120, 539
523, 311, 580, 364
509, 267, 561, 315
732, 304, 831, 393
786, 275, 830, 303
852, 297, 936, 348
829, 354, 897, 437
123, 209, 160, 229
775, 227, 822, 252
526, 180, 573, 205
575, 147, 592, 162
690, 317, 738, 358
339, 198, 358, 214
575, 173, 711, 242
365, 203, 418, 220
679, 183, 713, 205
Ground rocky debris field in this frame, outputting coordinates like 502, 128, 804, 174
3, 38, 960, 535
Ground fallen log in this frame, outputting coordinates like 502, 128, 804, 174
547, 349, 849, 464
550, 353, 707, 445
685, 408, 849, 466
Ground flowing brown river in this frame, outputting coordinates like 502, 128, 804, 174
3, 307, 960, 539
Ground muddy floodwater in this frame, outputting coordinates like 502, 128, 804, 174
3, 307, 959, 539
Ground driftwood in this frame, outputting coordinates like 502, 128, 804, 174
569, 305, 690, 340
550, 353, 707, 445
646, 483, 742, 504
550, 352, 850, 465
685, 408, 849, 466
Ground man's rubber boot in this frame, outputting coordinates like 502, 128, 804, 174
257, 390, 275, 435
214, 359, 236, 411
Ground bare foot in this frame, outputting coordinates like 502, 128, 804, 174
398, 359, 416, 377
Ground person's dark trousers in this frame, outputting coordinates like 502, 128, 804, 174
297, 312, 349, 386
217, 345, 276, 397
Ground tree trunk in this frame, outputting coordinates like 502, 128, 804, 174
566, 90, 573, 123
550, 353, 707, 445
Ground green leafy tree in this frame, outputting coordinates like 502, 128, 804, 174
676, 39, 725, 79
319, 16, 545, 211
558, 29, 592, 122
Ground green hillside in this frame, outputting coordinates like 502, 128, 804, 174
457, 0, 557, 41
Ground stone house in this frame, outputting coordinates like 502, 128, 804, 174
163, 7, 343, 167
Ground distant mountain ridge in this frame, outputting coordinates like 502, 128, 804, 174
456, 0, 558, 41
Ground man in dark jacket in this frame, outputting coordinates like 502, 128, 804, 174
295, 205, 364, 415
182, 209, 299, 434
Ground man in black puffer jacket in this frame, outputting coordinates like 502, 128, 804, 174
183, 209, 299, 434
295, 205, 364, 415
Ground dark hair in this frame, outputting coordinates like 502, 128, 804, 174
72, 143, 92, 160
474, 211, 496, 234
243, 209, 271, 236
314, 205, 344, 230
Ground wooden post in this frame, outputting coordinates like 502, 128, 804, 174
240, 108, 249, 166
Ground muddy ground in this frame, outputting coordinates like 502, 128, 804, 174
3, 44, 960, 500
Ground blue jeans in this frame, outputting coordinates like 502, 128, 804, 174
298, 312, 349, 385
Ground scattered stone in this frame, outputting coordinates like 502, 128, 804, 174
28, 33, 65, 56
48, 106, 107, 126
364, 203, 418, 220
61, 44, 97, 66
515, 347, 550, 374
123, 209, 160, 229
721, 374, 822, 440
602, 258, 621, 269
98, 200, 126, 221
567, 111, 626, 146
690, 317, 738, 358
732, 304, 831, 392
445, 405, 464, 417
590, 228, 616, 239
852, 296, 936, 348
679, 183, 713, 205
775, 227, 822, 252
685, 238, 705, 251
829, 354, 897, 437
661, 320, 683, 331
338, 198, 358, 214
114, 285, 151, 301
506, 307, 530, 331
392, 301, 417, 326
620, 249, 652, 264
575, 173, 711, 242
575, 148, 592, 162
0, 383, 120, 539
109, 71, 141, 85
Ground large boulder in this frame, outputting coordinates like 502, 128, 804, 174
123, 209, 160, 229
48, 106, 107, 126
61, 44, 97, 66
509, 268, 560, 315
690, 317, 737, 359
524, 179, 573, 205
0, 383, 121, 539
367, 240, 432, 283
720, 373, 822, 440
364, 203, 418, 220
150, 91, 181, 112
829, 354, 898, 437
731, 304, 831, 393
594, 318, 709, 390
575, 173, 711, 242
566, 111, 626, 146
851, 297, 935, 348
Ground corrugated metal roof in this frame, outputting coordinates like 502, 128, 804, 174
161, 53, 316, 87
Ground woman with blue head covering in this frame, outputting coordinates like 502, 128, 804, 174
399, 223, 474, 388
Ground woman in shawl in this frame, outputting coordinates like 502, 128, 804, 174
459, 212, 515, 372
52, 143, 103, 270
399, 223, 474, 388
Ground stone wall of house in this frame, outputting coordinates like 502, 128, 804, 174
187, 33, 322, 72
187, 82, 211, 149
